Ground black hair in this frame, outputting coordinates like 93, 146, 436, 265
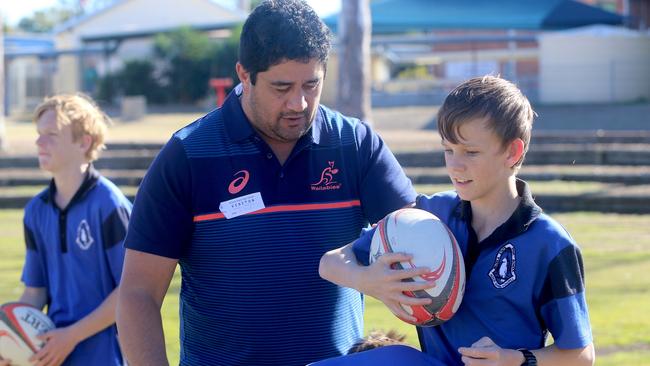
239, 0, 332, 84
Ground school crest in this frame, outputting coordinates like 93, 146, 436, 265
488, 243, 516, 288
75, 219, 94, 250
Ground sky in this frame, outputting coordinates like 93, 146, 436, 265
0, 0, 341, 26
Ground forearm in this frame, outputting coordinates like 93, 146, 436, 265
66, 288, 119, 344
319, 242, 366, 290
534, 343, 595, 366
19, 287, 48, 309
116, 286, 169, 366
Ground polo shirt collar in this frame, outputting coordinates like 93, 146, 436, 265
222, 83, 331, 147
41, 164, 100, 211
456, 178, 542, 248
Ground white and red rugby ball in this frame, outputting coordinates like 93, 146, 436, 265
370, 208, 465, 327
0, 302, 54, 365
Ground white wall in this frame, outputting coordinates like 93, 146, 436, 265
540, 27, 650, 103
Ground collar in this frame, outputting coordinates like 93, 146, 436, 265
222, 83, 331, 147
40, 164, 100, 211
455, 178, 542, 248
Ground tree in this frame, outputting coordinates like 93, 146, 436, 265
17, 7, 79, 33
336, 0, 372, 121
154, 27, 215, 103
0, 14, 6, 153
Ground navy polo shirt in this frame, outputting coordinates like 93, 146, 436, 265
354, 180, 592, 366
22, 166, 131, 366
125, 86, 416, 366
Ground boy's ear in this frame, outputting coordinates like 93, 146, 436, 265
506, 138, 525, 169
79, 134, 93, 156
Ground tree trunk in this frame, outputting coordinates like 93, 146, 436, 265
336, 0, 372, 122
0, 15, 7, 153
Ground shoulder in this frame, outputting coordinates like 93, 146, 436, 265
528, 213, 577, 251
415, 191, 461, 214
92, 176, 133, 212
24, 188, 50, 220
173, 108, 221, 142
317, 105, 372, 141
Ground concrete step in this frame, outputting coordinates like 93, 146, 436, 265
406, 166, 650, 185
2, 190, 649, 213
395, 145, 650, 167
2, 144, 649, 170
530, 131, 650, 145
0, 169, 147, 187
3, 164, 650, 188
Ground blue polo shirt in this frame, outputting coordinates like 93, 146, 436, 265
354, 180, 592, 366
125, 86, 416, 366
21, 166, 131, 366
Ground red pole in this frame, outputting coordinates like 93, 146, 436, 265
209, 78, 234, 107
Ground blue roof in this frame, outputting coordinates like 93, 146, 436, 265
324, 0, 624, 33
4, 35, 55, 54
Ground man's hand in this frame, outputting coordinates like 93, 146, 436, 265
29, 327, 80, 366
0, 357, 11, 366
359, 252, 436, 323
458, 336, 524, 366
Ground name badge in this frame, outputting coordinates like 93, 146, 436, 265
219, 192, 265, 219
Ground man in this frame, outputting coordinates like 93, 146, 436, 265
3, 94, 130, 366
116, 1, 415, 365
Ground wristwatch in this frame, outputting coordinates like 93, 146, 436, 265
518, 349, 538, 366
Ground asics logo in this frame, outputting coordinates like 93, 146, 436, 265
229, 170, 250, 194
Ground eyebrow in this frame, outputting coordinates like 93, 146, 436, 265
270, 78, 320, 87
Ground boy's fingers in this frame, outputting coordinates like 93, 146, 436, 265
377, 252, 412, 264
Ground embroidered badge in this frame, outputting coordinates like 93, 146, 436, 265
75, 219, 94, 250
311, 161, 342, 191
488, 243, 516, 288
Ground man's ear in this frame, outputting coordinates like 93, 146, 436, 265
236, 62, 251, 93
506, 138, 525, 169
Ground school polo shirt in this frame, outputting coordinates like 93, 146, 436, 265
21, 166, 131, 366
125, 86, 416, 366
353, 180, 592, 366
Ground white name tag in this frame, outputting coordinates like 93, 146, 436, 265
219, 192, 265, 219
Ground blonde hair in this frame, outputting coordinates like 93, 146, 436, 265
348, 329, 410, 354
34, 93, 111, 161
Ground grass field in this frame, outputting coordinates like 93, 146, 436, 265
1, 209, 649, 365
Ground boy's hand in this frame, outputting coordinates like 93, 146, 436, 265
458, 336, 524, 366
360, 252, 436, 323
30, 327, 80, 366
0, 357, 11, 366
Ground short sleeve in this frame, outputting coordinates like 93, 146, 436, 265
124, 137, 193, 259
102, 205, 131, 284
21, 220, 46, 287
539, 245, 593, 349
356, 123, 416, 223
352, 226, 376, 266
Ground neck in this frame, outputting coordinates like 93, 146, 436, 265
470, 176, 520, 241
52, 163, 89, 209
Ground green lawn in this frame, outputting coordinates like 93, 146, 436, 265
1, 209, 648, 365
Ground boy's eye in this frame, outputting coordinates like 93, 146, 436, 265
466, 151, 479, 155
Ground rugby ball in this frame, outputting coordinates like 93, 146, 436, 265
370, 208, 465, 327
0, 302, 55, 365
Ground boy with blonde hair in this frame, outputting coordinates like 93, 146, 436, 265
320, 76, 594, 366
4, 94, 131, 366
